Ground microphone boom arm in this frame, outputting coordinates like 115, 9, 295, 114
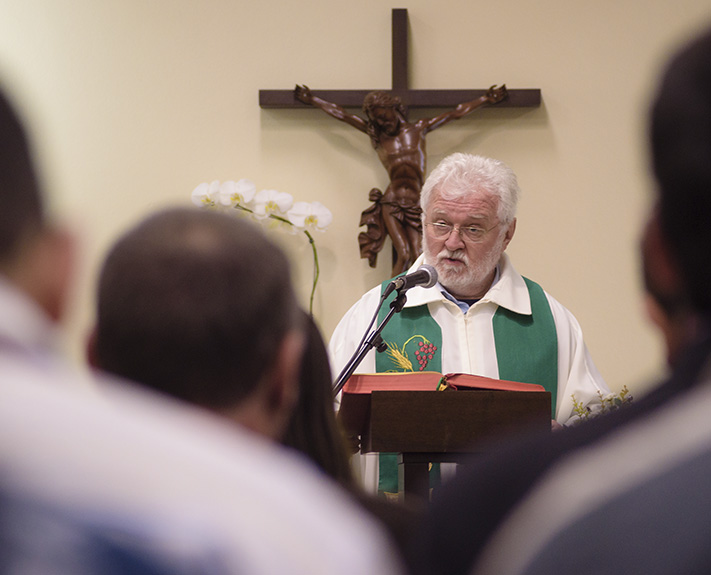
332, 290, 408, 397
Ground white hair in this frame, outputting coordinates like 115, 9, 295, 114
420, 153, 520, 224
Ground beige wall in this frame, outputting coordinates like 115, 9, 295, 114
1, 1, 710, 395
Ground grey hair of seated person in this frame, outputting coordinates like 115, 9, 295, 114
94, 207, 302, 410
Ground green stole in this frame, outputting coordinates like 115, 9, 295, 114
374, 276, 558, 494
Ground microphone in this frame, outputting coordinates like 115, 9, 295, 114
386, 264, 438, 295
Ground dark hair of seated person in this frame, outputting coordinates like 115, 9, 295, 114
282, 312, 425, 566
281, 311, 355, 487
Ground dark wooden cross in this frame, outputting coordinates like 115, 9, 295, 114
260, 8, 540, 275
259, 8, 541, 112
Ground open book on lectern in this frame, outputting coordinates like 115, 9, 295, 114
341, 371, 546, 395
338, 372, 550, 449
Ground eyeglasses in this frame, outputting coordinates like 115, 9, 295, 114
424, 221, 500, 242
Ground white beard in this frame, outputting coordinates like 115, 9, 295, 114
423, 233, 503, 298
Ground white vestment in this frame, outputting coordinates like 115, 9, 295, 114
329, 254, 608, 492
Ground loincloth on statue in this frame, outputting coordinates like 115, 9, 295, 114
380, 200, 423, 229
358, 188, 423, 267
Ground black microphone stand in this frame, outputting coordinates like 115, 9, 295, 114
332, 289, 408, 397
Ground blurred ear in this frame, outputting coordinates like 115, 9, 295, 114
641, 207, 684, 306
85, 325, 100, 369
641, 206, 691, 366
225, 329, 304, 441
8, 226, 76, 323
261, 329, 305, 438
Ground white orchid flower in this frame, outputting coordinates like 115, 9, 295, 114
287, 201, 333, 231
191, 180, 221, 207
220, 179, 256, 208
253, 189, 294, 219
188, 179, 329, 314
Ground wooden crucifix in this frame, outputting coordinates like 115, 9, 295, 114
260, 8, 541, 276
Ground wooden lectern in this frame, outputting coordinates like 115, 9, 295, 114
339, 374, 551, 502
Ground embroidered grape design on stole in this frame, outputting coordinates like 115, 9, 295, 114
384, 335, 438, 372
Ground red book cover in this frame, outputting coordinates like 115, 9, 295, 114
342, 372, 545, 394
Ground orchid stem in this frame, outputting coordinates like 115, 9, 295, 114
304, 230, 318, 316
233, 206, 319, 316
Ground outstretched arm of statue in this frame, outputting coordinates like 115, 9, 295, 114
294, 84, 368, 133
423, 84, 508, 133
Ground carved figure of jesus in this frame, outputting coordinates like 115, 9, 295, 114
294, 84, 508, 275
